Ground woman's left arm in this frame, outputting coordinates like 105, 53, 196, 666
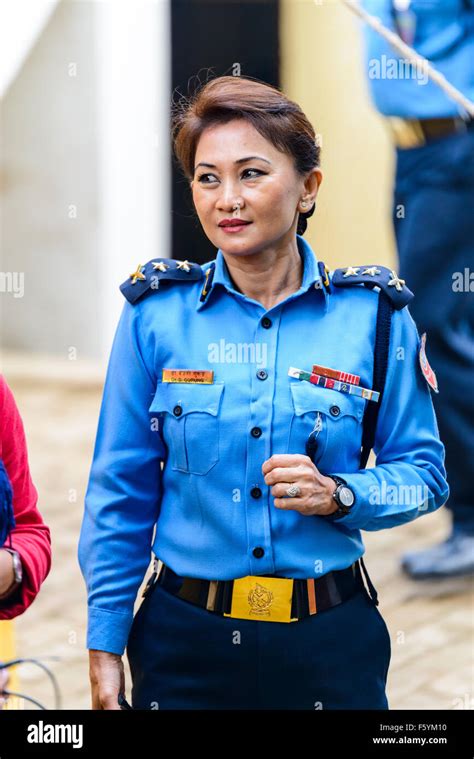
330, 306, 450, 531
0, 377, 52, 618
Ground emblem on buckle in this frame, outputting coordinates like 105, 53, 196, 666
248, 582, 273, 617
224, 575, 297, 623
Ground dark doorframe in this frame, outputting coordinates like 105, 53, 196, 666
171, 0, 280, 264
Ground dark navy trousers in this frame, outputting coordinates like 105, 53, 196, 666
126, 571, 391, 710
393, 127, 474, 533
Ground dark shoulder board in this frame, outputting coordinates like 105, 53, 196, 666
120, 258, 204, 305
331, 265, 413, 310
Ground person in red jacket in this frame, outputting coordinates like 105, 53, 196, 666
0, 375, 51, 616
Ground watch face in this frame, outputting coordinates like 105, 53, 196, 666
338, 486, 354, 508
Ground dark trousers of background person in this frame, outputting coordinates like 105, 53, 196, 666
126, 571, 391, 710
393, 126, 474, 534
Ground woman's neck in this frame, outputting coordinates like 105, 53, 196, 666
222, 240, 303, 311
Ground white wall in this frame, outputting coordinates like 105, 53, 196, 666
0, 0, 170, 362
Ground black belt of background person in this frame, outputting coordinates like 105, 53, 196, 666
386, 114, 474, 148
142, 556, 379, 620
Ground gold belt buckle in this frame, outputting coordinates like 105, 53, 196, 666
386, 117, 426, 149
223, 575, 298, 623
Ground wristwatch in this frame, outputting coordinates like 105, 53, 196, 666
323, 474, 355, 520
0, 548, 23, 600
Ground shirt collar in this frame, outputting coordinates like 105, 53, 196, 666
196, 234, 329, 312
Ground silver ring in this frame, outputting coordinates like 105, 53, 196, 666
286, 484, 301, 498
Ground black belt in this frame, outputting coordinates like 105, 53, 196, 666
142, 556, 378, 621
386, 115, 474, 148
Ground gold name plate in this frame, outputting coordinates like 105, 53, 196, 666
223, 575, 298, 623
162, 369, 214, 384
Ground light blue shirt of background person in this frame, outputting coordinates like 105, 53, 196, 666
362, 0, 474, 117
77, 234, 449, 655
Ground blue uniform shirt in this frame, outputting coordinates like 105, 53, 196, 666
78, 235, 449, 655
362, 0, 474, 117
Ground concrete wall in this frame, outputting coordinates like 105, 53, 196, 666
0, 0, 169, 363
0, 0, 101, 358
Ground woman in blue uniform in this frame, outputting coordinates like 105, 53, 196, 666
78, 75, 449, 710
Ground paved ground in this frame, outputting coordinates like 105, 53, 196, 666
2, 363, 473, 710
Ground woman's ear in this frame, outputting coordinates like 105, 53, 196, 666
308, 168, 323, 200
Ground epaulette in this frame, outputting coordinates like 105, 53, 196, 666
120, 258, 204, 305
331, 265, 413, 310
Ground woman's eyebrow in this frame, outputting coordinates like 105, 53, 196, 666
194, 155, 272, 172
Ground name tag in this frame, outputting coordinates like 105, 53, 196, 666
161, 369, 214, 384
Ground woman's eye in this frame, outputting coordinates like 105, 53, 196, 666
196, 168, 265, 184
197, 173, 218, 184
242, 168, 264, 179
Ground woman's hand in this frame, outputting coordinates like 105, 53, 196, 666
89, 650, 126, 710
262, 454, 338, 516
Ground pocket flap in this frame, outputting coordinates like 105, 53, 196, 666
290, 381, 365, 420
149, 381, 225, 416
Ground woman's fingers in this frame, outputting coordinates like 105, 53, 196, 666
273, 496, 309, 511
271, 481, 305, 497
264, 463, 313, 486
262, 453, 314, 476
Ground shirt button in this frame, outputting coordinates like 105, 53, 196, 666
256, 369, 268, 380
251, 427, 262, 438
261, 317, 272, 329
250, 487, 262, 499
330, 405, 341, 417
173, 405, 183, 417
253, 547, 265, 558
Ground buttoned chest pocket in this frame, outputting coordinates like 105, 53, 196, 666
149, 382, 225, 475
288, 382, 366, 471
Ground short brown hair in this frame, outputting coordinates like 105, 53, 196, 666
171, 74, 320, 236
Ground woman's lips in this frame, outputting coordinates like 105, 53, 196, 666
219, 222, 253, 233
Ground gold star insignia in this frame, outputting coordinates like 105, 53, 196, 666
343, 266, 360, 277
130, 264, 146, 284
176, 259, 192, 272
387, 270, 406, 291
362, 267, 381, 277
152, 261, 170, 272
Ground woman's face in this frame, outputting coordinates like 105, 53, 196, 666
191, 119, 322, 256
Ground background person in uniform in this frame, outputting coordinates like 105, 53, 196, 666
78, 75, 449, 710
361, 0, 474, 579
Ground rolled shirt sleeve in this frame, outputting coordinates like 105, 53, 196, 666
330, 305, 450, 531
78, 300, 166, 655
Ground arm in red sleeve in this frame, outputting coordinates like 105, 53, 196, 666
0, 375, 52, 619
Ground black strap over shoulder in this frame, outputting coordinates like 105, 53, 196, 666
359, 292, 394, 469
